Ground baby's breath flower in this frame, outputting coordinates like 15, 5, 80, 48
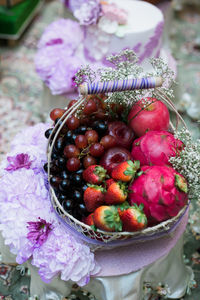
170, 128, 200, 202
74, 49, 175, 108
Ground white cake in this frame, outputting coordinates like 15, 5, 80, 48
82, 0, 164, 67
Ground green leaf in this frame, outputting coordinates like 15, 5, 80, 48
127, 160, 134, 167
124, 169, 133, 176
175, 174, 188, 193
137, 215, 143, 223
90, 225, 97, 231
136, 171, 143, 177
133, 160, 140, 170
139, 203, 144, 211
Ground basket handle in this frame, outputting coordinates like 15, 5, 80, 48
78, 76, 163, 95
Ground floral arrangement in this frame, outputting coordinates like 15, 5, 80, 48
64, 0, 128, 32
1, 50, 199, 287
0, 123, 99, 286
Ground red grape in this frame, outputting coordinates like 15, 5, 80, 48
50, 108, 65, 121
64, 145, 80, 158
95, 109, 106, 120
66, 116, 80, 130
67, 158, 80, 172
75, 135, 88, 149
68, 100, 77, 109
100, 135, 117, 149
90, 143, 105, 157
83, 156, 97, 168
83, 99, 97, 115
85, 130, 99, 144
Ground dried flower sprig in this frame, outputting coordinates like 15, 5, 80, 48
74, 49, 175, 109
75, 65, 96, 86
169, 128, 200, 202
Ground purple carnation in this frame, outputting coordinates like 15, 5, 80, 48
35, 46, 82, 95
73, 1, 101, 26
27, 218, 52, 247
37, 19, 83, 51
0, 169, 52, 263
5, 153, 33, 172
11, 123, 50, 152
35, 19, 84, 95
31, 226, 100, 286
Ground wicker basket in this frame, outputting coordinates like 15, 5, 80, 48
47, 77, 189, 251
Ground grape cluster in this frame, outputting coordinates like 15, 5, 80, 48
44, 99, 114, 220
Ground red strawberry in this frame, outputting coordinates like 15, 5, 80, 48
82, 213, 94, 226
111, 160, 140, 182
116, 201, 130, 217
105, 178, 115, 188
83, 165, 107, 184
83, 185, 105, 212
120, 204, 147, 231
93, 206, 122, 232
105, 181, 128, 205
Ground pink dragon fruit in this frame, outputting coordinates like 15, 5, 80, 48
129, 165, 188, 225
131, 130, 184, 166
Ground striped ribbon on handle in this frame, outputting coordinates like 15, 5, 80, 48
78, 76, 163, 95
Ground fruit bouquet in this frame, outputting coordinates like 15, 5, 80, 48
45, 50, 198, 250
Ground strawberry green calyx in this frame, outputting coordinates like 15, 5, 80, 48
132, 203, 144, 212
104, 207, 122, 232
94, 166, 107, 181
117, 181, 128, 197
116, 201, 130, 212
124, 160, 140, 176
175, 174, 188, 193
87, 184, 106, 193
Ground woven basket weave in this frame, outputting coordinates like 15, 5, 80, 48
47, 83, 189, 251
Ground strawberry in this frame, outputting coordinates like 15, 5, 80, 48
105, 178, 115, 188
105, 181, 128, 205
83, 165, 107, 184
83, 185, 105, 212
111, 160, 140, 182
120, 204, 147, 232
116, 201, 130, 217
82, 213, 94, 226
93, 206, 122, 232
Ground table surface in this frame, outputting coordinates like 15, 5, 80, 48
0, 1, 200, 299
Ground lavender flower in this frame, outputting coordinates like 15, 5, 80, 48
5, 153, 33, 172
27, 218, 52, 247
73, 1, 101, 26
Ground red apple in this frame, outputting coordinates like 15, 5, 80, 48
100, 147, 131, 175
108, 121, 134, 149
128, 98, 170, 137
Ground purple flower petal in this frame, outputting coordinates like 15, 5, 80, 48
5, 153, 34, 172
27, 218, 52, 247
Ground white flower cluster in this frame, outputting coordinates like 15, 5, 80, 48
170, 128, 200, 202
75, 49, 175, 108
